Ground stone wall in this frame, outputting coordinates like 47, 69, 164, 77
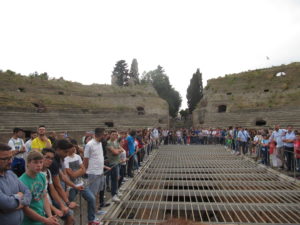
0, 72, 169, 142
193, 63, 300, 129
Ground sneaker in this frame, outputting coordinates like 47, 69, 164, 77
99, 203, 111, 209
117, 192, 123, 197
88, 220, 101, 225
112, 195, 121, 202
96, 210, 107, 216
123, 177, 129, 181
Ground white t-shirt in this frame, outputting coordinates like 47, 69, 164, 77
25, 139, 32, 152
41, 169, 53, 202
8, 137, 26, 159
120, 151, 126, 166
84, 139, 104, 175
64, 154, 84, 186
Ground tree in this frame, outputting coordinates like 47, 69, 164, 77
111, 60, 129, 86
179, 108, 189, 120
129, 58, 139, 84
186, 68, 203, 113
141, 65, 182, 117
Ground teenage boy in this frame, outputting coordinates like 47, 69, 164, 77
0, 143, 31, 225
19, 151, 59, 225
84, 128, 111, 225
8, 128, 26, 176
42, 148, 74, 225
106, 131, 124, 202
64, 140, 98, 223
31, 125, 52, 152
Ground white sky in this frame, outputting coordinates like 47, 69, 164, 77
1, 0, 300, 109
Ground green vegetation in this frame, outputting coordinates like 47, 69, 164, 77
186, 68, 203, 113
141, 65, 182, 117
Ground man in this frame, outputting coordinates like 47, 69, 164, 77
237, 127, 250, 155
126, 130, 136, 178
25, 131, 38, 153
0, 143, 31, 225
106, 131, 124, 202
31, 125, 52, 152
84, 128, 109, 225
283, 125, 296, 171
8, 128, 26, 176
20, 151, 59, 225
269, 125, 286, 168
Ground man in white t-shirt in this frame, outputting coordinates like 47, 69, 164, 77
8, 127, 26, 176
84, 128, 111, 225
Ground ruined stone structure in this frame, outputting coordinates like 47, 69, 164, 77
193, 63, 300, 129
0, 72, 169, 142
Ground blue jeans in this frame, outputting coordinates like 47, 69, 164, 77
69, 187, 96, 222
109, 164, 119, 196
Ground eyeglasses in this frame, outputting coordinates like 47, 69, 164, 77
0, 156, 13, 161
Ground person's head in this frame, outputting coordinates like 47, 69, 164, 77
84, 135, 92, 144
13, 127, 24, 138
95, 128, 105, 140
42, 148, 55, 168
0, 143, 13, 173
287, 125, 293, 133
109, 130, 118, 141
30, 130, 38, 140
262, 134, 268, 139
53, 139, 73, 159
68, 139, 78, 155
27, 151, 43, 174
274, 124, 280, 131
37, 125, 46, 136
129, 130, 136, 138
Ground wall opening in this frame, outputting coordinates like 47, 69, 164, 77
105, 122, 114, 127
58, 91, 64, 95
275, 72, 286, 77
158, 119, 163, 124
264, 89, 269, 92
226, 92, 232, 95
137, 106, 145, 115
256, 120, 267, 126
17, 87, 25, 92
218, 105, 227, 113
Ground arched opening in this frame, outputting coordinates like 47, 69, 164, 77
105, 122, 114, 127
17, 87, 25, 92
218, 105, 227, 113
158, 119, 163, 124
256, 120, 267, 126
137, 106, 145, 115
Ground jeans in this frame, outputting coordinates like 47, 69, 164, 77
127, 155, 134, 177
119, 164, 126, 187
110, 164, 119, 196
69, 187, 96, 222
284, 146, 294, 171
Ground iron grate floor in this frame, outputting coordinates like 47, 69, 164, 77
102, 145, 300, 225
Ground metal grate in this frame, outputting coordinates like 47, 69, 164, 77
102, 145, 300, 225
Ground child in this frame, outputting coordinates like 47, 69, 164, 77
19, 151, 59, 225
64, 140, 98, 224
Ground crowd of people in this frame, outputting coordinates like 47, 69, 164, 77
1, 124, 299, 225
0, 126, 160, 225
160, 125, 300, 172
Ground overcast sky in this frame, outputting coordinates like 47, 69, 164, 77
1, 0, 300, 109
